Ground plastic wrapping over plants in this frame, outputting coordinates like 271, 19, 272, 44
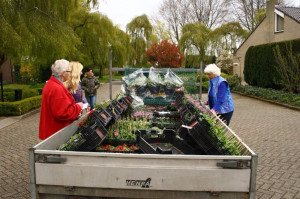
131, 95, 144, 107
148, 67, 164, 86
123, 68, 147, 87
148, 67, 165, 95
164, 68, 183, 87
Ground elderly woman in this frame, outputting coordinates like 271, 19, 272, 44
39, 59, 83, 140
204, 64, 234, 125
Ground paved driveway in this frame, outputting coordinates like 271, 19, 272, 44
0, 84, 299, 198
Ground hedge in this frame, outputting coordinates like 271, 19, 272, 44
233, 85, 300, 107
2, 88, 40, 102
244, 38, 300, 90
0, 95, 42, 116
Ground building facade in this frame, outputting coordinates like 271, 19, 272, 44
233, 0, 300, 80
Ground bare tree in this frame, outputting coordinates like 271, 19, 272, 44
158, 0, 191, 43
230, 0, 295, 31
230, 0, 265, 31
189, 0, 231, 29
158, 0, 230, 43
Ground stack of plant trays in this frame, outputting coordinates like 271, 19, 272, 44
89, 107, 112, 127
106, 103, 121, 125
111, 100, 125, 114
117, 97, 129, 110
79, 118, 109, 151
188, 118, 223, 155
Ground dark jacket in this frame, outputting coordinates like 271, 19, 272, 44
81, 75, 100, 96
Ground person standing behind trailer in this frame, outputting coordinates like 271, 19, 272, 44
204, 64, 234, 125
39, 59, 83, 140
64, 62, 90, 109
81, 68, 100, 110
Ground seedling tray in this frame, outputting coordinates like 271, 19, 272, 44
89, 107, 112, 127
136, 129, 194, 155
187, 120, 223, 155
79, 122, 109, 151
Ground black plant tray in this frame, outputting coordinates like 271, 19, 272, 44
117, 98, 129, 111
187, 119, 223, 155
164, 86, 175, 97
89, 107, 112, 127
137, 129, 194, 155
175, 93, 184, 108
150, 122, 179, 129
106, 104, 120, 121
79, 122, 109, 151
112, 100, 124, 114
126, 95, 134, 103
148, 85, 161, 95
136, 86, 148, 97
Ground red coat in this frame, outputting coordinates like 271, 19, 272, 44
39, 76, 82, 140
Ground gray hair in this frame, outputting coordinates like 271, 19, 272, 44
204, 64, 221, 76
51, 59, 70, 76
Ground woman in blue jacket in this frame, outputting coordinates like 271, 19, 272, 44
204, 64, 234, 125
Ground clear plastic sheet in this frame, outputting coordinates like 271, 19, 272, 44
122, 68, 147, 87
148, 67, 164, 86
164, 68, 183, 87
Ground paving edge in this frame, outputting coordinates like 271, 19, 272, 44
232, 91, 300, 111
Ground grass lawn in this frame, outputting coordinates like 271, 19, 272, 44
99, 75, 123, 83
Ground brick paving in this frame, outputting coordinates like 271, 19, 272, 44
0, 84, 299, 199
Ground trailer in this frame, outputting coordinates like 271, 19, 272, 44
30, 65, 257, 199
29, 110, 257, 199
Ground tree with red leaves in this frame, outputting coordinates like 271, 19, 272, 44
145, 39, 184, 68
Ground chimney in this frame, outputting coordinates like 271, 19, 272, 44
266, 0, 279, 17
266, 0, 279, 42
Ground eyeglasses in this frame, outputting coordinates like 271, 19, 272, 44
65, 70, 72, 73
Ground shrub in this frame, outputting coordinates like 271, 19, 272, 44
226, 75, 241, 89
244, 38, 300, 90
145, 39, 184, 68
0, 95, 42, 116
233, 85, 300, 107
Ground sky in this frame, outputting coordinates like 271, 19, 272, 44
98, 0, 162, 31
98, 0, 300, 32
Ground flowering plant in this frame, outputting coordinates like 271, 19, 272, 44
107, 117, 150, 140
96, 144, 139, 152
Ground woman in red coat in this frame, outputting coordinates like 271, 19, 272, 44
39, 59, 83, 140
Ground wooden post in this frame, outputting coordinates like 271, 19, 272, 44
199, 61, 203, 101
109, 44, 113, 100
0, 72, 3, 102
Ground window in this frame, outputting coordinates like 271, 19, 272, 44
275, 10, 284, 32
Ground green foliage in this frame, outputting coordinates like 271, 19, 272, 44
211, 22, 247, 54
202, 114, 241, 155
273, 43, 300, 93
233, 85, 300, 107
126, 14, 153, 67
107, 117, 150, 140
179, 22, 211, 60
244, 39, 300, 90
225, 75, 241, 89
0, 95, 42, 116
2, 84, 41, 102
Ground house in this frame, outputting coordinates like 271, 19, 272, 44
0, 58, 16, 83
233, 0, 300, 81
